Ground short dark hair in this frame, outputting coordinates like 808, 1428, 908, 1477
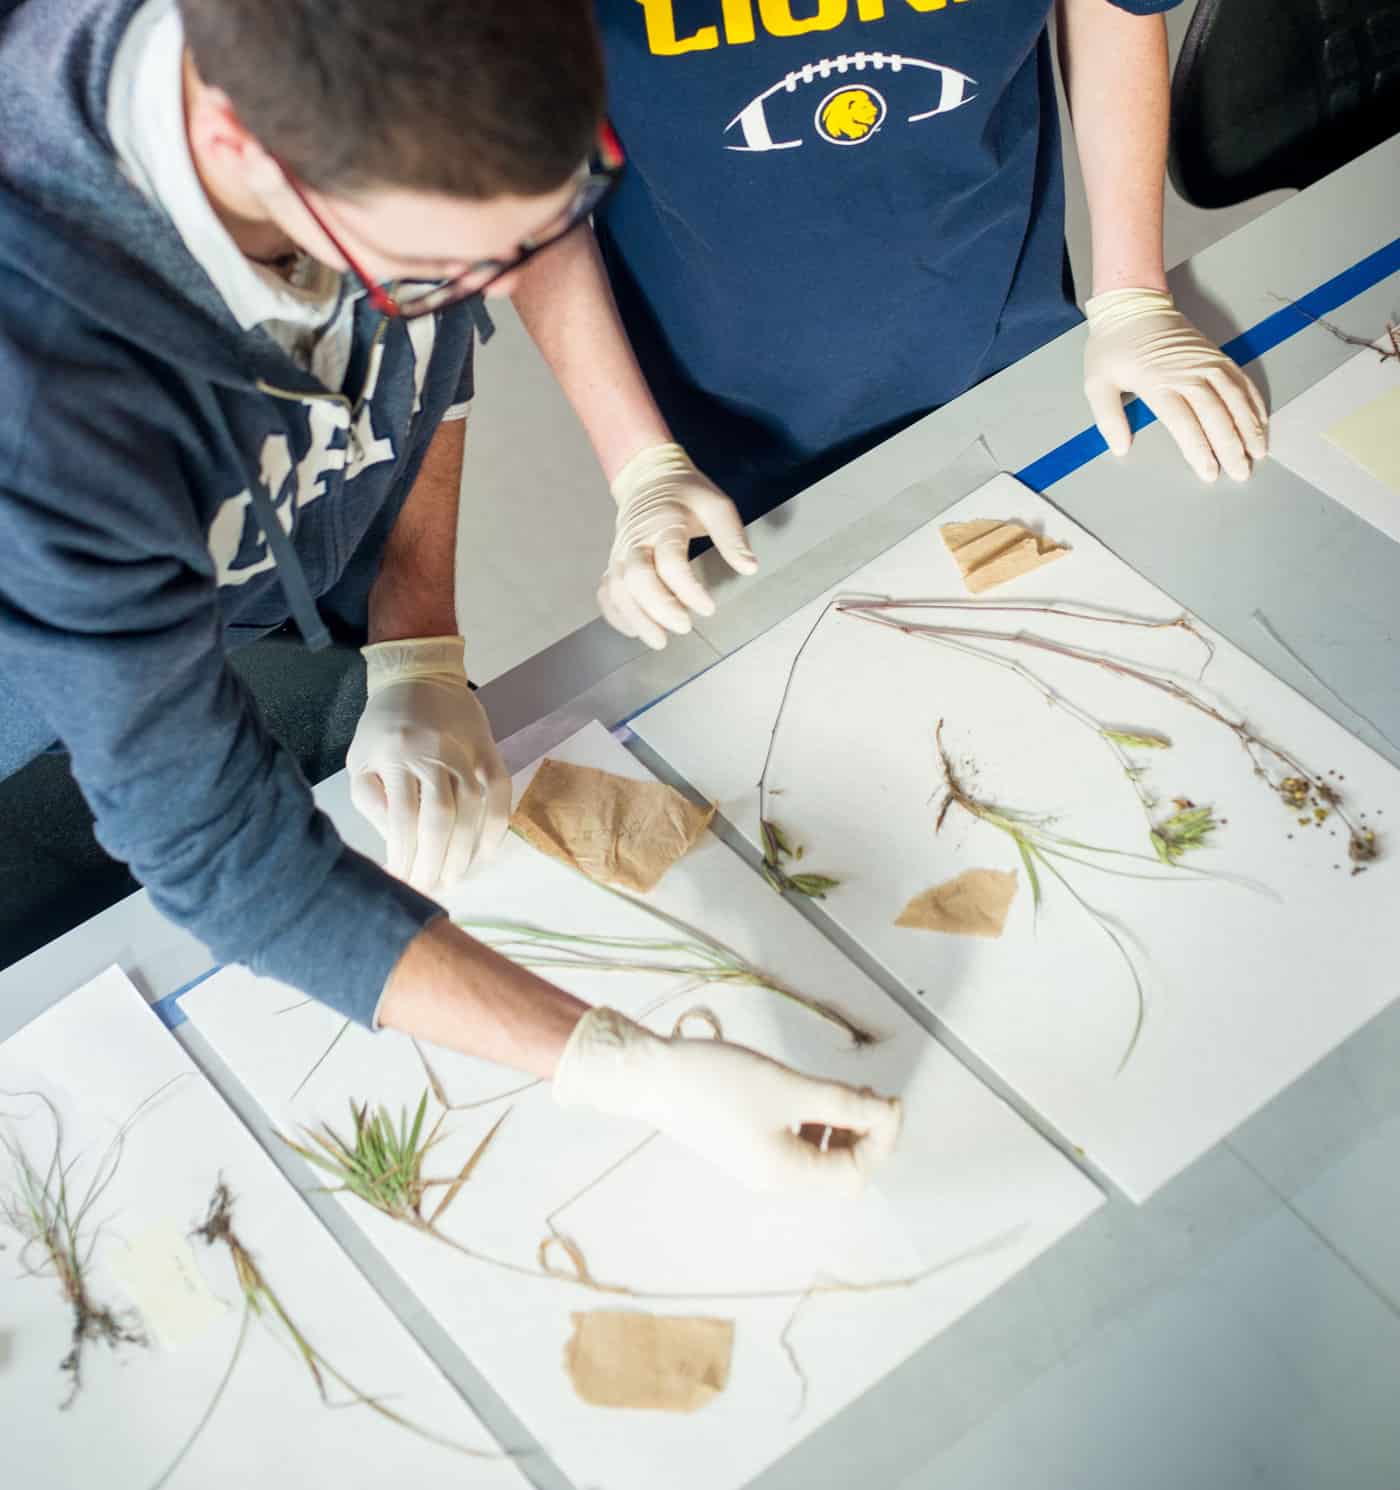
180, 0, 604, 198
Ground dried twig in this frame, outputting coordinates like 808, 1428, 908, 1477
840, 605, 1380, 864
1267, 295, 1399, 362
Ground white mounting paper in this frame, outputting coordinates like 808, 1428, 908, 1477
633, 472, 1400, 1203
0, 967, 519, 1490
1270, 346, 1400, 543
183, 722, 1102, 1490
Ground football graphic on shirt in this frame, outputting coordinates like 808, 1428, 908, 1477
725, 53, 976, 153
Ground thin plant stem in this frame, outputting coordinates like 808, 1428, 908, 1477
757, 599, 846, 831
778, 1282, 821, 1420
455, 898, 877, 1049
412, 1040, 541, 1113
935, 721, 1148, 1070
290, 1018, 352, 1102
146, 1298, 253, 1490
842, 597, 1216, 673
150, 1180, 502, 1486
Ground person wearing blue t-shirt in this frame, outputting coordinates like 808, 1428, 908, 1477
513, 0, 1268, 651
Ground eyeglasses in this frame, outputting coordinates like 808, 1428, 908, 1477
275, 120, 626, 320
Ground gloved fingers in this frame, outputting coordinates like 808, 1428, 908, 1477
758, 1130, 867, 1195
475, 757, 513, 868
652, 532, 717, 620
1241, 366, 1270, 444
621, 545, 694, 640
1205, 365, 1269, 462
1085, 376, 1133, 457
405, 766, 457, 892
438, 779, 483, 890
1150, 390, 1219, 482
604, 569, 669, 650
1181, 382, 1252, 483
349, 769, 390, 840
381, 769, 421, 882
443, 756, 511, 885
792, 1079, 903, 1171
597, 573, 640, 640
688, 487, 758, 577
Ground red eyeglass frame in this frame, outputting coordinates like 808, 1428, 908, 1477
275, 120, 626, 320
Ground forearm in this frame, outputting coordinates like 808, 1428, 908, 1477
377, 917, 588, 1077
368, 416, 465, 643
1056, 0, 1170, 296
510, 228, 671, 482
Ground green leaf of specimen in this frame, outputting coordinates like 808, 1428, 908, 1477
1102, 730, 1171, 750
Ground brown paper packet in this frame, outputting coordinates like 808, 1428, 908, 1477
895, 869, 1018, 938
565, 1311, 734, 1413
510, 758, 715, 893
940, 520, 1068, 594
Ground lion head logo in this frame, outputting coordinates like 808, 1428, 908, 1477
815, 86, 886, 145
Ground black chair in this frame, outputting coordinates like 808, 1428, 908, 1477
1169, 0, 1400, 208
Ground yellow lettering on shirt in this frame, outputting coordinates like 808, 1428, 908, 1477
858, 0, 972, 13
757, 0, 846, 36
723, 0, 758, 43
636, 0, 976, 55
635, 0, 720, 52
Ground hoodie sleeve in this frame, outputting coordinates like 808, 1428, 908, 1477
0, 334, 441, 1026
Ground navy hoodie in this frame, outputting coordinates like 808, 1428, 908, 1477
0, 0, 482, 1021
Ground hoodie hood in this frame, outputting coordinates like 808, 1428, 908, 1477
0, 0, 348, 396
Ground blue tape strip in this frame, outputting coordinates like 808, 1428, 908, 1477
1015, 234, 1400, 494
152, 965, 221, 1031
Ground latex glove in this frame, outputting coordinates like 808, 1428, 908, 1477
1084, 288, 1269, 483
347, 636, 510, 892
599, 442, 759, 650
553, 1006, 902, 1194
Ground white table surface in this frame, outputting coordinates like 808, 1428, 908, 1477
4, 136, 1399, 1490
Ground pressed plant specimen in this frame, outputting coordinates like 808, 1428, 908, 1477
284, 1084, 1020, 1307
149, 1179, 499, 1487
760, 816, 841, 900
0, 1080, 184, 1405
455, 875, 877, 1048
931, 720, 1195, 1069
834, 598, 1381, 867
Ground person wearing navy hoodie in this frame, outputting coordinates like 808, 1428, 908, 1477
510, 0, 1270, 651
0, 0, 902, 1192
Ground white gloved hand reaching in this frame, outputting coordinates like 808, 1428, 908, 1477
348, 636, 510, 893
599, 442, 759, 651
1083, 288, 1269, 483
553, 1006, 902, 1194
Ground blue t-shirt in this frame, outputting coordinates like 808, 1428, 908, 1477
595, 0, 1179, 517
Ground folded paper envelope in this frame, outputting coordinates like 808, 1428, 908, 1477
940, 519, 1069, 594
896, 868, 1019, 938
565, 1311, 734, 1412
511, 758, 715, 893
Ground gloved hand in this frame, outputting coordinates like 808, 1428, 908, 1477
347, 636, 510, 893
553, 1006, 902, 1194
1084, 288, 1269, 483
599, 442, 759, 650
